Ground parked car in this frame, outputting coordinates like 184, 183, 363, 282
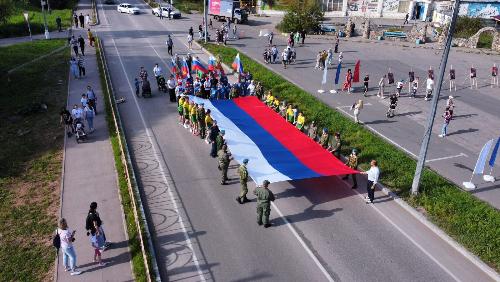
117, 3, 140, 14
151, 6, 181, 19
318, 24, 336, 34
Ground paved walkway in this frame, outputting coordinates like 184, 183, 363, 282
56, 0, 134, 281
0, 31, 69, 47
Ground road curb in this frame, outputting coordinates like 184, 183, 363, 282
378, 185, 500, 281
90, 0, 99, 26
197, 43, 500, 281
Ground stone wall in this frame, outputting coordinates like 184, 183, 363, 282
452, 27, 500, 52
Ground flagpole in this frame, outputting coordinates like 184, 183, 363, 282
318, 61, 327, 93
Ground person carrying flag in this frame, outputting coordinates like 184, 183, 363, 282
343, 69, 353, 93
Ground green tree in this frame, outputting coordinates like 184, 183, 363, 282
277, 0, 324, 33
0, 0, 14, 24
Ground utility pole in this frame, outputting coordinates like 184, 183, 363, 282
41, 0, 50, 39
410, 0, 461, 195
204, 0, 208, 43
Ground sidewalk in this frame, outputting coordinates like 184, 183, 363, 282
56, 1, 134, 281
0, 31, 69, 47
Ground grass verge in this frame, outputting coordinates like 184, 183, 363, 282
95, 38, 153, 281
202, 42, 500, 271
477, 33, 493, 49
0, 39, 69, 281
0, 1, 76, 38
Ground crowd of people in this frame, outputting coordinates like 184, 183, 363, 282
163, 60, 380, 205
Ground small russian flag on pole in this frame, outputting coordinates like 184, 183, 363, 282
208, 56, 216, 71
169, 58, 177, 75
232, 53, 244, 74
181, 58, 190, 78
192, 57, 208, 74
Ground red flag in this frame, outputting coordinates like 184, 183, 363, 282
353, 60, 360, 83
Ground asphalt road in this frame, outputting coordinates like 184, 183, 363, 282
95, 1, 497, 281
209, 15, 500, 209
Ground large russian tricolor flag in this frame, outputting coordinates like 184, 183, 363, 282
190, 96, 358, 184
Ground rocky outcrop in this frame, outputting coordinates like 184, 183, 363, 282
451, 27, 499, 51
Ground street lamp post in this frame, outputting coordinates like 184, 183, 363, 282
410, 0, 461, 195
204, 0, 208, 43
41, 0, 50, 39
23, 11, 33, 41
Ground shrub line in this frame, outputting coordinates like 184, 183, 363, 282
96, 37, 161, 281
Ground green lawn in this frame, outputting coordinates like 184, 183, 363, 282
0, 39, 69, 281
0, 2, 75, 39
203, 43, 500, 272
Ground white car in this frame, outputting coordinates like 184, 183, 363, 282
152, 6, 182, 19
117, 3, 140, 14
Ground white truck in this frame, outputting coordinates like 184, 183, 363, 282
208, 0, 248, 24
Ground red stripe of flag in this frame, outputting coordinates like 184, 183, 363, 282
232, 97, 357, 176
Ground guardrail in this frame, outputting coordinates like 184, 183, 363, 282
91, 0, 99, 25
96, 37, 161, 282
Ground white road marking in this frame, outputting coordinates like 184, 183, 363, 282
116, 5, 339, 280
426, 153, 468, 163
335, 106, 419, 158
346, 183, 462, 282
271, 202, 336, 282
99, 3, 207, 281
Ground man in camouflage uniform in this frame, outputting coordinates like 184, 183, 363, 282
328, 132, 342, 158
197, 103, 206, 139
254, 180, 275, 228
218, 145, 231, 185
307, 121, 318, 141
318, 128, 330, 149
216, 130, 226, 152
236, 159, 249, 204
342, 148, 358, 189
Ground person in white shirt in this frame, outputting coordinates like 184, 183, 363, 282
57, 218, 82, 275
153, 63, 163, 83
85, 14, 91, 26
360, 160, 380, 203
396, 80, 404, 97
71, 104, 83, 122
377, 75, 386, 98
425, 77, 434, 101
80, 94, 88, 107
247, 80, 255, 96
167, 75, 176, 102
187, 34, 193, 49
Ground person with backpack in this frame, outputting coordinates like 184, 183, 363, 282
85, 202, 110, 251
55, 218, 82, 275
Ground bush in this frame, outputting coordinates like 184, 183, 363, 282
202, 42, 500, 271
0, 0, 14, 24
477, 32, 493, 48
0, 0, 75, 38
454, 16, 483, 38
276, 0, 323, 33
